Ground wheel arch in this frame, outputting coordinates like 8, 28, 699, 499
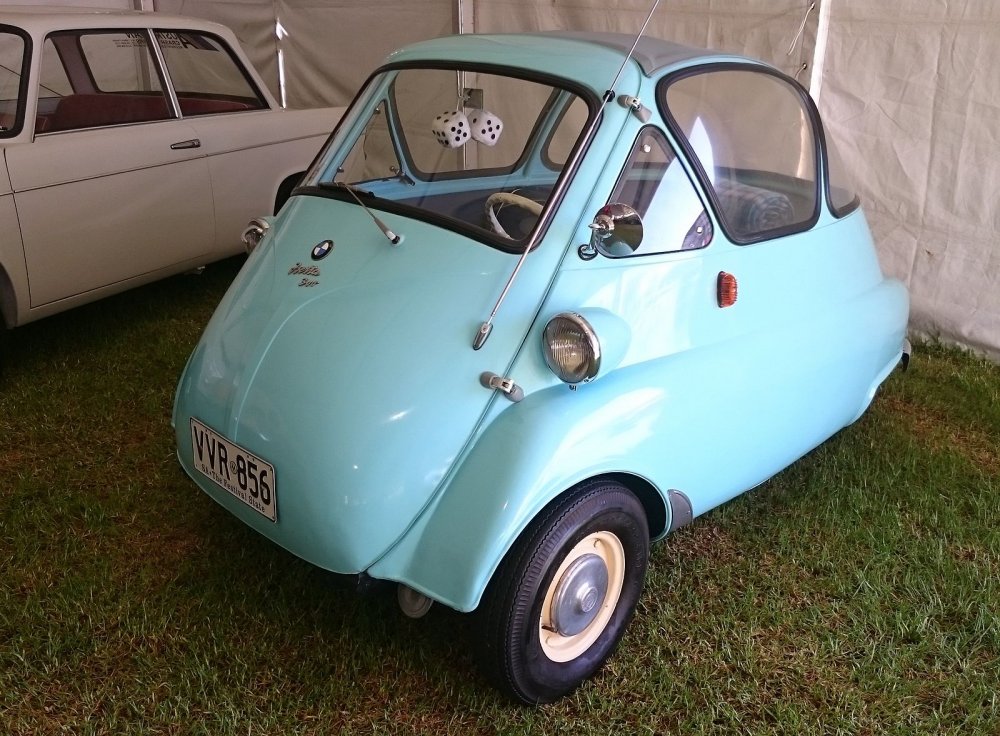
604, 471, 669, 539
368, 464, 671, 614
0, 264, 17, 329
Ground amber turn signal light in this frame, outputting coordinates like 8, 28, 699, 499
717, 271, 738, 308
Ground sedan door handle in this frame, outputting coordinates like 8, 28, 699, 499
170, 138, 201, 150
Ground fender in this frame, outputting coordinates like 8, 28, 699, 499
367, 340, 807, 612
367, 369, 680, 613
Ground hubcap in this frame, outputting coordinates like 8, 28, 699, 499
550, 553, 609, 637
539, 531, 626, 663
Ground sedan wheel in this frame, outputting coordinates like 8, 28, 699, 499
476, 480, 649, 704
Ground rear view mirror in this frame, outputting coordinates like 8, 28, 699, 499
589, 203, 643, 257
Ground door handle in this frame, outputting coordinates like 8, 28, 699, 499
170, 138, 201, 150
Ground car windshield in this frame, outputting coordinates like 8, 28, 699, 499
304, 66, 591, 248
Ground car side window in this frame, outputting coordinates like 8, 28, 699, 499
338, 101, 403, 183
0, 30, 26, 136
154, 31, 266, 117
661, 68, 819, 244
604, 127, 712, 257
825, 131, 860, 217
38, 31, 171, 133
543, 95, 588, 169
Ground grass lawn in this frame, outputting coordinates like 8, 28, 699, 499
1, 257, 998, 734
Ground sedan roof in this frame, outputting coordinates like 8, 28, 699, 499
0, 6, 230, 35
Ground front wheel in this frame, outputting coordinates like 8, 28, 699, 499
476, 480, 649, 704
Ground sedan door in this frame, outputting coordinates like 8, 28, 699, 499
5, 29, 213, 308
151, 29, 330, 249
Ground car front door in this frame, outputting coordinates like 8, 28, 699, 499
552, 85, 830, 517
5, 29, 213, 308
656, 67, 856, 509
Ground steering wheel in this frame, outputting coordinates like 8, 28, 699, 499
485, 192, 543, 239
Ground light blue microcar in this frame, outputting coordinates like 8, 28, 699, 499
173, 32, 910, 703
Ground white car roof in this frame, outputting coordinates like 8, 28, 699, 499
0, 6, 231, 36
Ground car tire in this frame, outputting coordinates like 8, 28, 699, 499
476, 479, 649, 704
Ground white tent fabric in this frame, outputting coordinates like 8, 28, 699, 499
155, 0, 456, 108
815, 1, 1000, 360
156, 1, 817, 103
471, 0, 817, 84
151, 0, 999, 359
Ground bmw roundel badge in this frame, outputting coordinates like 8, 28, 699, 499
311, 240, 334, 260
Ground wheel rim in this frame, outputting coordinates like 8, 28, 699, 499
539, 531, 625, 663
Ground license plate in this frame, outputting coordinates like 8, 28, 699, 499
190, 418, 277, 521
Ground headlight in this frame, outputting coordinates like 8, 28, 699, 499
241, 217, 270, 254
542, 312, 601, 384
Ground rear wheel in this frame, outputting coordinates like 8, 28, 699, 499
476, 480, 649, 704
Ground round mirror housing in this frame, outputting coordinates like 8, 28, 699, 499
589, 203, 643, 258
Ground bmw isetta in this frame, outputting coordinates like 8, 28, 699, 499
172, 31, 910, 703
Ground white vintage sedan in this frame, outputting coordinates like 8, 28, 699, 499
0, 7, 342, 328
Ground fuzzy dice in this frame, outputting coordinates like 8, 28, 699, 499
469, 110, 503, 146
432, 110, 471, 148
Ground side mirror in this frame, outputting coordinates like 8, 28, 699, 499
588, 203, 643, 258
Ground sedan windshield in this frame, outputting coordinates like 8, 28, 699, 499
304, 67, 591, 247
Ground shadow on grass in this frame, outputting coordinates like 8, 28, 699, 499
2, 257, 243, 370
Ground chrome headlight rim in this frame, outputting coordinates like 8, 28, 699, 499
241, 217, 270, 254
542, 312, 602, 384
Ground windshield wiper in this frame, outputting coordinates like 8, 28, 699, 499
316, 180, 373, 197
321, 181, 401, 246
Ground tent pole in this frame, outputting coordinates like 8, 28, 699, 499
455, 0, 474, 34
809, 0, 833, 103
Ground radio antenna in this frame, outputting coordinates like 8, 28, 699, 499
604, 0, 662, 105
472, 0, 662, 350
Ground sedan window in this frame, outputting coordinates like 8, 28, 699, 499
38, 31, 171, 133
0, 30, 26, 135
154, 31, 266, 117
80, 32, 165, 94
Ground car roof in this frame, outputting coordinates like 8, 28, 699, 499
385, 32, 759, 93
0, 6, 230, 35
529, 32, 713, 76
